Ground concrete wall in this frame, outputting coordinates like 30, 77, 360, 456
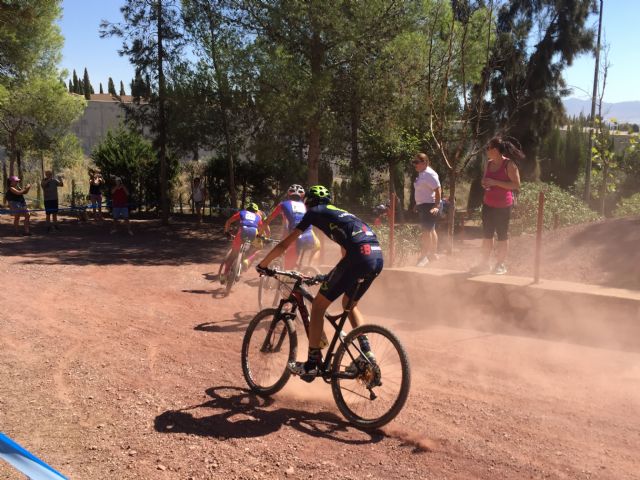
362, 267, 640, 352
71, 99, 127, 155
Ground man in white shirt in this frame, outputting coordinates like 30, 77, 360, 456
413, 152, 441, 267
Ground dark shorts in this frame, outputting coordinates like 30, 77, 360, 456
8, 200, 28, 214
417, 203, 438, 231
319, 247, 384, 302
44, 199, 59, 214
482, 204, 512, 241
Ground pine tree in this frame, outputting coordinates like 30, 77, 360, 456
99, 83, 104, 94
119, 80, 126, 96
107, 77, 116, 95
68, 79, 73, 92
83, 67, 92, 100
72, 69, 80, 94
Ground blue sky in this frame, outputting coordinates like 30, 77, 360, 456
58, 0, 639, 102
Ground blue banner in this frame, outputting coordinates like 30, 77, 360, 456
0, 433, 68, 480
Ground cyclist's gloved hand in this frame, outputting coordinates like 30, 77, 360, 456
256, 265, 275, 276
313, 274, 328, 284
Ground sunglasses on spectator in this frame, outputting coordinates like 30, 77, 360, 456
412, 159, 425, 165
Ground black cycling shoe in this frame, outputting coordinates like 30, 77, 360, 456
288, 360, 322, 383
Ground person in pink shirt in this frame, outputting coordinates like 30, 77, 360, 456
472, 136, 524, 275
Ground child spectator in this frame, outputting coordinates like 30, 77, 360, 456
110, 177, 133, 236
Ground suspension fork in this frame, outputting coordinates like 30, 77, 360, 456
260, 297, 298, 352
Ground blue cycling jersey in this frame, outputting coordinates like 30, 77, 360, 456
239, 210, 261, 229
295, 203, 378, 254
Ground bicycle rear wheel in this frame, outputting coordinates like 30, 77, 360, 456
331, 324, 411, 429
225, 253, 242, 295
241, 308, 297, 396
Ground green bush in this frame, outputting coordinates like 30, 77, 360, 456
514, 182, 600, 233
613, 193, 640, 218
372, 223, 422, 264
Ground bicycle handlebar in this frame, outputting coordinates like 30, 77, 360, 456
256, 266, 325, 286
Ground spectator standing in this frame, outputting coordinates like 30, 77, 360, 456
41, 170, 63, 232
472, 136, 523, 275
413, 152, 441, 267
191, 177, 207, 225
88, 169, 105, 222
110, 178, 133, 236
6, 176, 32, 235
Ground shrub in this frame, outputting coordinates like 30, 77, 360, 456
613, 193, 640, 218
371, 223, 422, 265
514, 182, 600, 233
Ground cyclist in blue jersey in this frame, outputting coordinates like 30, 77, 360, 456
257, 185, 383, 382
260, 184, 320, 269
222, 203, 263, 284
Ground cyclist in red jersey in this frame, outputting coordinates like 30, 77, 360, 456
222, 203, 263, 282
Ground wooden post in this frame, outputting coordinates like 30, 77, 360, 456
534, 190, 545, 284
389, 193, 396, 268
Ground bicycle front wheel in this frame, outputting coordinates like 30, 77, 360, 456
257, 260, 283, 310
241, 309, 298, 396
331, 324, 411, 429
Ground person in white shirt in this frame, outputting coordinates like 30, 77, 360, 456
413, 152, 441, 267
191, 177, 207, 225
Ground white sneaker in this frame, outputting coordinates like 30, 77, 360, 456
493, 263, 507, 275
416, 255, 430, 267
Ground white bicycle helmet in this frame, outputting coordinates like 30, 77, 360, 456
287, 184, 305, 197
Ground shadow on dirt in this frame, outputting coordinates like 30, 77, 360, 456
0, 215, 228, 266
154, 385, 385, 445
194, 313, 254, 333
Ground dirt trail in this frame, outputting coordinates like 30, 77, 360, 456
0, 217, 639, 479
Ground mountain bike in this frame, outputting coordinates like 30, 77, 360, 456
241, 268, 411, 429
218, 233, 254, 296
257, 245, 321, 310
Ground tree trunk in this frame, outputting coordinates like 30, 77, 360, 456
157, 0, 169, 225
446, 169, 457, 254
17, 149, 23, 181
350, 91, 360, 171
205, 8, 237, 209
307, 29, 324, 186
600, 163, 608, 216
307, 121, 320, 185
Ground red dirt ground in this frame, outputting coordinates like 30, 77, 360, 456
1, 214, 639, 479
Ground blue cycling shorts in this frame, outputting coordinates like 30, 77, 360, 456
296, 229, 319, 251
241, 226, 257, 241
319, 246, 383, 302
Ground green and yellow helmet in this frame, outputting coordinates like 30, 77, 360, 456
305, 185, 331, 206
247, 202, 259, 213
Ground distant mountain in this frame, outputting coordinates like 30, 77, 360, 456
563, 98, 640, 124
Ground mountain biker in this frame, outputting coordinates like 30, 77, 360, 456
257, 185, 383, 382
222, 202, 263, 284
373, 204, 389, 227
260, 184, 320, 269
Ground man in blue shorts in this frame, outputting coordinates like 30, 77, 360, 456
413, 153, 441, 267
257, 185, 383, 382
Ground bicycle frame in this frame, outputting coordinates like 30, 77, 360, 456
266, 273, 368, 382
